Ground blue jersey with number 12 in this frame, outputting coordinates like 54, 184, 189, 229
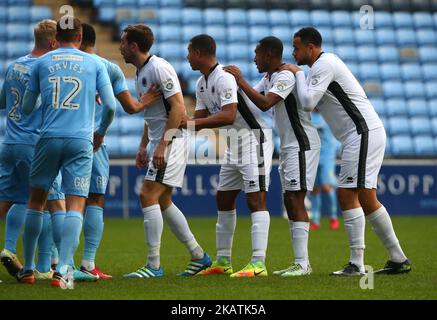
27, 47, 111, 141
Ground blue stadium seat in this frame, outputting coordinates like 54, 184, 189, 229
391, 135, 414, 156
318, 27, 333, 44
30, 6, 52, 23
8, 0, 32, 5
375, 29, 396, 46
115, 0, 136, 7
248, 9, 269, 26
8, 6, 31, 23
359, 63, 379, 80
205, 25, 226, 42
159, 43, 184, 60
6, 24, 33, 41
216, 44, 227, 61
182, 8, 202, 25
181, 61, 195, 80
227, 43, 251, 61
6, 41, 31, 59
158, 8, 181, 24
138, 0, 159, 5
404, 81, 424, 99
334, 28, 354, 45
98, 6, 116, 23
0, 6, 6, 24
249, 26, 270, 43
422, 64, 437, 81
416, 30, 436, 47
429, 100, 437, 117
383, 81, 404, 99
401, 64, 423, 81
331, 11, 351, 27
94, 0, 115, 6
410, 117, 432, 136
396, 29, 416, 47
309, 10, 331, 27
105, 135, 121, 156
413, 12, 434, 29
271, 27, 292, 44
357, 46, 378, 62
389, 117, 410, 135
386, 98, 408, 116
119, 117, 144, 135
336, 45, 357, 62
378, 46, 400, 63
290, 10, 311, 27
226, 26, 248, 43
345, 62, 358, 75
370, 98, 385, 116
186, 77, 197, 96
158, 25, 181, 42
432, 117, 437, 135
425, 82, 437, 99
419, 47, 437, 63
414, 136, 435, 156
227, 61, 250, 79
354, 30, 375, 45
204, 8, 225, 25
182, 25, 203, 42
393, 12, 414, 29
226, 9, 247, 26
119, 136, 140, 156
160, 0, 183, 7
407, 99, 429, 117
374, 12, 393, 28
269, 10, 289, 27
380, 64, 401, 80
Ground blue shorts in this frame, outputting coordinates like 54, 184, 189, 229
47, 172, 65, 201
315, 161, 337, 187
0, 143, 34, 203
30, 138, 93, 197
89, 144, 109, 195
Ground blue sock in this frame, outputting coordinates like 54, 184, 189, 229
309, 193, 321, 225
51, 211, 65, 253
327, 189, 338, 219
83, 206, 104, 265
4, 204, 27, 253
22, 209, 44, 271
36, 212, 52, 273
57, 211, 83, 274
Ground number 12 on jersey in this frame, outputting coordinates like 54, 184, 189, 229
48, 76, 82, 110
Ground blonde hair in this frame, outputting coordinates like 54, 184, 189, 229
34, 19, 57, 48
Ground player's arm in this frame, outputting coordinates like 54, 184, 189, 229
136, 122, 149, 169
96, 84, 116, 137
117, 86, 161, 114
189, 104, 237, 130
224, 65, 283, 111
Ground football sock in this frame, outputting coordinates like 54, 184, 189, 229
143, 204, 163, 269
291, 220, 310, 269
51, 243, 59, 266
366, 205, 407, 263
327, 189, 338, 219
57, 211, 83, 274
36, 212, 52, 273
22, 209, 44, 271
250, 211, 270, 263
342, 207, 365, 270
4, 204, 26, 253
51, 211, 65, 253
308, 193, 321, 225
216, 209, 236, 260
162, 203, 204, 260
82, 205, 104, 270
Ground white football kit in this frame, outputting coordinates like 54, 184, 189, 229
295, 52, 385, 189
254, 70, 320, 192
135, 55, 187, 188
195, 64, 273, 193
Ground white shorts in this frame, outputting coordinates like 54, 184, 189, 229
217, 138, 273, 193
279, 147, 320, 192
338, 126, 386, 189
144, 133, 187, 188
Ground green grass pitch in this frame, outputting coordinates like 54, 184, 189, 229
0, 216, 436, 300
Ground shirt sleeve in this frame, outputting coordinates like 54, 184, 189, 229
154, 61, 181, 99
268, 71, 295, 100
195, 78, 206, 111
108, 62, 129, 96
95, 60, 112, 92
26, 60, 40, 94
217, 73, 238, 107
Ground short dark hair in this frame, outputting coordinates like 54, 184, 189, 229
190, 34, 216, 56
294, 27, 322, 47
81, 23, 96, 47
56, 16, 82, 43
258, 36, 283, 58
123, 24, 154, 53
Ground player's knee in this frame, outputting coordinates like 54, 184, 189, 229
321, 184, 333, 193
86, 193, 105, 208
337, 188, 359, 210
246, 192, 266, 212
283, 191, 306, 213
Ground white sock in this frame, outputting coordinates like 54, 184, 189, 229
143, 204, 163, 269
82, 260, 95, 271
250, 211, 270, 263
162, 203, 204, 260
216, 209, 237, 259
366, 206, 407, 263
342, 207, 366, 270
290, 221, 310, 269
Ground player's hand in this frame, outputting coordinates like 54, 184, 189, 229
278, 64, 302, 74
95, 94, 102, 106
140, 84, 161, 109
179, 114, 189, 129
136, 148, 148, 169
152, 142, 167, 170
93, 132, 104, 152
223, 65, 244, 85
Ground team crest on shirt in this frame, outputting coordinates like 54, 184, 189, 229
311, 76, 320, 86
163, 78, 174, 91
224, 88, 232, 99
275, 80, 288, 91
